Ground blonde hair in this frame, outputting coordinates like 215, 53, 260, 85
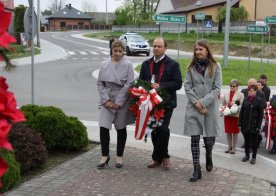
111, 39, 125, 51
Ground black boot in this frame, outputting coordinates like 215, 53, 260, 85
206, 146, 213, 172
190, 165, 202, 182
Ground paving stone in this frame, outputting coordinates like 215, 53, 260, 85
5, 145, 276, 196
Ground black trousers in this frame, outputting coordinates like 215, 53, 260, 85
151, 109, 173, 163
242, 132, 258, 158
100, 126, 127, 157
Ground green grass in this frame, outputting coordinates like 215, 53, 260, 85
5, 44, 41, 59
85, 31, 276, 45
135, 59, 276, 86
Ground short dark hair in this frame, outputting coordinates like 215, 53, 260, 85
154, 37, 168, 48
260, 74, 267, 80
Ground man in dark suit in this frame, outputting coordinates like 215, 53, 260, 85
259, 74, 271, 102
139, 37, 182, 170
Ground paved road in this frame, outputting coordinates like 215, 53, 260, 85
2, 31, 276, 195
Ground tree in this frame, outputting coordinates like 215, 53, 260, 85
113, 0, 158, 25
48, 0, 67, 13
114, 6, 132, 25
41, 9, 53, 16
217, 6, 248, 22
14, 5, 26, 43
81, 0, 97, 12
217, 6, 249, 32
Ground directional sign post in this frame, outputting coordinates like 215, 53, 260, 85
265, 17, 276, 64
265, 17, 276, 24
246, 25, 269, 75
153, 14, 186, 62
195, 13, 205, 40
246, 25, 269, 34
153, 15, 186, 24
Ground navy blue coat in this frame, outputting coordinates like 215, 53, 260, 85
239, 96, 264, 134
139, 55, 182, 109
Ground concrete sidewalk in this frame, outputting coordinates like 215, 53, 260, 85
6, 123, 276, 196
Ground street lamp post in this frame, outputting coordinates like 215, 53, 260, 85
37, 0, 40, 47
105, 0, 108, 25
223, 0, 231, 67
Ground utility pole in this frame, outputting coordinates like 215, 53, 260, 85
37, 0, 40, 47
223, 0, 231, 67
105, 0, 108, 25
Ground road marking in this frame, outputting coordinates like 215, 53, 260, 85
90, 51, 99, 55
101, 51, 109, 55
68, 51, 75, 55
80, 51, 87, 55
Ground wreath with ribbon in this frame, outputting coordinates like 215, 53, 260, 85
128, 79, 170, 142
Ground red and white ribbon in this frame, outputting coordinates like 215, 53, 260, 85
130, 87, 163, 140
265, 102, 272, 150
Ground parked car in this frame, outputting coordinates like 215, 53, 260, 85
119, 33, 150, 56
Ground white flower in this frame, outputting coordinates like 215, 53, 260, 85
230, 104, 238, 114
223, 107, 231, 116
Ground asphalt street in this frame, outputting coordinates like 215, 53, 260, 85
1, 31, 275, 162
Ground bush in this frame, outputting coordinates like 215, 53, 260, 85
9, 123, 47, 174
21, 105, 89, 151
0, 149, 20, 193
21, 104, 65, 127
60, 116, 89, 150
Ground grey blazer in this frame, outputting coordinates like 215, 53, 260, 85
97, 56, 135, 130
184, 64, 222, 137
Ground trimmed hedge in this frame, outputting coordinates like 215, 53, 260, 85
9, 123, 47, 174
20, 105, 89, 150
0, 149, 20, 193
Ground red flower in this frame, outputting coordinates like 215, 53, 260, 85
0, 2, 16, 62
0, 31, 16, 49
153, 108, 165, 122
0, 3, 12, 35
129, 104, 139, 115
0, 76, 8, 91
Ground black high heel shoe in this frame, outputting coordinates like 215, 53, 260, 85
97, 156, 110, 169
115, 157, 123, 168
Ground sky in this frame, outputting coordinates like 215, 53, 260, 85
14, 0, 124, 12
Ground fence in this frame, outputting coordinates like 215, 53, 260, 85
112, 21, 257, 34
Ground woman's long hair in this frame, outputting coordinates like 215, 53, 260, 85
187, 39, 217, 77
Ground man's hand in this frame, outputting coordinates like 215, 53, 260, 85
151, 83, 159, 89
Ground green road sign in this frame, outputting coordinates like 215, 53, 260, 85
195, 12, 205, 20
153, 14, 186, 24
265, 17, 276, 24
246, 25, 269, 34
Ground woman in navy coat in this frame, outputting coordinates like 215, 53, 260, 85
239, 85, 264, 165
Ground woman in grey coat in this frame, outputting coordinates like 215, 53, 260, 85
184, 39, 222, 182
97, 40, 134, 169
